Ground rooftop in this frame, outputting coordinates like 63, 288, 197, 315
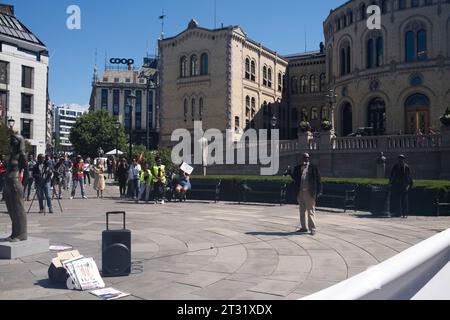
0, 8, 45, 47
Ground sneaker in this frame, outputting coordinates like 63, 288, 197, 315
70, 196, 74, 200
296, 228, 308, 233
160, 200, 165, 205
49, 209, 54, 214
39, 209, 44, 214
82, 195, 88, 199
310, 230, 316, 236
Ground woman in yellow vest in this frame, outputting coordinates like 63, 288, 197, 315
136, 163, 152, 204
151, 156, 166, 204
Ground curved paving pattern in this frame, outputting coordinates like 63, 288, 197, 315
0, 183, 449, 300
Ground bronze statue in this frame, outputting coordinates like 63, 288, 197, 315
2, 134, 28, 242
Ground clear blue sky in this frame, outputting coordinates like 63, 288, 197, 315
8, 0, 343, 107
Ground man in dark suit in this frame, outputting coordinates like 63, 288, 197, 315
286, 153, 322, 235
389, 155, 413, 218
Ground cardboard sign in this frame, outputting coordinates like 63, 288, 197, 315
180, 162, 194, 175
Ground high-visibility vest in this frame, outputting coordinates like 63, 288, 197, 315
140, 169, 153, 184
152, 165, 166, 184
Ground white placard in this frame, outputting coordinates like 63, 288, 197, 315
180, 162, 194, 175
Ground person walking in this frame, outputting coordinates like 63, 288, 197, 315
136, 163, 152, 203
70, 156, 87, 199
107, 158, 113, 180
63, 155, 72, 190
286, 153, 322, 235
52, 157, 66, 199
23, 154, 36, 201
93, 160, 106, 198
389, 155, 413, 218
83, 158, 92, 185
33, 154, 53, 214
151, 156, 166, 204
0, 155, 6, 200
116, 159, 128, 197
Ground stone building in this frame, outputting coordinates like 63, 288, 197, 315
285, 47, 327, 138
0, 4, 49, 156
324, 0, 450, 136
89, 57, 159, 149
158, 20, 289, 146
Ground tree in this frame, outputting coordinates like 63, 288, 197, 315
69, 110, 128, 158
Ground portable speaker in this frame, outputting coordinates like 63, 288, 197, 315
102, 211, 131, 277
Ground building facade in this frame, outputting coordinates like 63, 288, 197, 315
89, 58, 159, 149
53, 105, 85, 153
0, 4, 49, 156
158, 20, 289, 146
324, 0, 450, 136
286, 48, 328, 138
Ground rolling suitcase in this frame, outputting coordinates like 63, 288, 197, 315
102, 211, 131, 277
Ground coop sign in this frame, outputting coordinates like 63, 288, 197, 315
109, 58, 135, 65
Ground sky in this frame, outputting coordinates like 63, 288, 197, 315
9, 0, 344, 108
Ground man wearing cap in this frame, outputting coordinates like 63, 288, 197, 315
389, 155, 413, 218
286, 153, 322, 235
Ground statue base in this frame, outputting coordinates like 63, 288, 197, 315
0, 235, 49, 259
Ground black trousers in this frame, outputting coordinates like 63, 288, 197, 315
118, 178, 127, 196
153, 182, 164, 201
392, 189, 409, 217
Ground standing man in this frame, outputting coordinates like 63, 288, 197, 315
128, 159, 141, 200
286, 153, 322, 235
389, 155, 413, 218
70, 156, 87, 200
23, 154, 36, 201
63, 155, 72, 190
151, 156, 166, 204
33, 154, 53, 214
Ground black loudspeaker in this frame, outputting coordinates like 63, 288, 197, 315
102, 212, 131, 277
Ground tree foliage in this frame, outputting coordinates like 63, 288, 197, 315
69, 110, 128, 158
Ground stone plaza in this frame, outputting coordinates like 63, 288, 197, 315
0, 183, 449, 300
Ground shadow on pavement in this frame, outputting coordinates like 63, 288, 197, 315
246, 231, 307, 237
35, 279, 67, 290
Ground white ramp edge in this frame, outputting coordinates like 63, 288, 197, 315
302, 228, 450, 300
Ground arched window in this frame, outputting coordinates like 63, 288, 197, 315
398, 0, 406, 9
321, 106, 330, 120
291, 76, 299, 94
340, 42, 351, 75
263, 66, 268, 86
405, 27, 427, 62
376, 37, 383, 66
342, 14, 347, 28
180, 56, 187, 77
190, 55, 198, 76
367, 39, 375, 68
405, 93, 430, 134
310, 75, 318, 93
405, 31, 415, 62
319, 73, 326, 92
381, 0, 388, 13
183, 99, 188, 121
200, 53, 208, 75
360, 3, 367, 20
311, 107, 319, 120
250, 60, 256, 81
278, 72, 282, 92
245, 58, 250, 79
245, 96, 250, 118
199, 98, 204, 118
267, 68, 272, 88
368, 98, 386, 135
348, 10, 354, 24
341, 102, 353, 136
417, 29, 427, 61
251, 98, 256, 118
191, 98, 195, 119
367, 34, 383, 69
300, 76, 308, 93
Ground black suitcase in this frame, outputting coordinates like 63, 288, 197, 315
102, 211, 131, 277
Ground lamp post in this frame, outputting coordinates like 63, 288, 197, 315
115, 120, 121, 159
127, 92, 137, 161
325, 88, 338, 136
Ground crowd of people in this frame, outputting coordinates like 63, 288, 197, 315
0, 153, 192, 213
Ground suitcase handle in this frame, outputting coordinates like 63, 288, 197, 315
106, 211, 126, 230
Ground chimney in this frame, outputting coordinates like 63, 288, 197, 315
0, 4, 14, 16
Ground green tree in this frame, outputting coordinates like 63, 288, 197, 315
69, 110, 128, 158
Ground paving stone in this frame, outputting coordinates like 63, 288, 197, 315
248, 279, 299, 296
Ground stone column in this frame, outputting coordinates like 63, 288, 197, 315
319, 130, 335, 151
439, 126, 450, 179
298, 130, 312, 152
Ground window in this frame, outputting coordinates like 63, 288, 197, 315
199, 98, 204, 118
0, 61, 8, 84
411, 0, 419, 7
267, 68, 272, 88
250, 60, 256, 81
321, 106, 330, 120
263, 66, 268, 86
368, 98, 386, 135
311, 107, 318, 120
183, 99, 188, 121
360, 3, 367, 19
245, 58, 250, 79
348, 10, 354, 24
180, 56, 188, 77
291, 76, 299, 94
190, 55, 198, 76
381, 0, 388, 13
148, 90, 154, 129
340, 42, 351, 75
320, 73, 326, 92
367, 39, 375, 68
125, 78, 131, 83
135, 90, 142, 130
376, 37, 383, 66
417, 29, 427, 61
251, 98, 256, 118
22, 66, 33, 88
246, 96, 250, 118
310, 75, 318, 93
405, 28, 427, 62
278, 72, 282, 92
101, 89, 108, 110
200, 53, 208, 75
124, 90, 131, 131
235, 116, 240, 131
191, 98, 195, 119
300, 76, 308, 93
399, 0, 406, 9
406, 31, 415, 62
424, 0, 432, 4
0, 91, 7, 117
21, 94, 32, 114
113, 90, 120, 116
21, 119, 32, 139
114, 78, 119, 83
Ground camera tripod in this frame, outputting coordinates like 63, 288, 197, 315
27, 186, 63, 216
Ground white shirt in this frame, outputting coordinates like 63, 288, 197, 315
300, 163, 309, 191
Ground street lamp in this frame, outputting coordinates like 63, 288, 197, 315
127, 92, 137, 161
7, 117, 15, 129
325, 88, 338, 135
115, 120, 121, 159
